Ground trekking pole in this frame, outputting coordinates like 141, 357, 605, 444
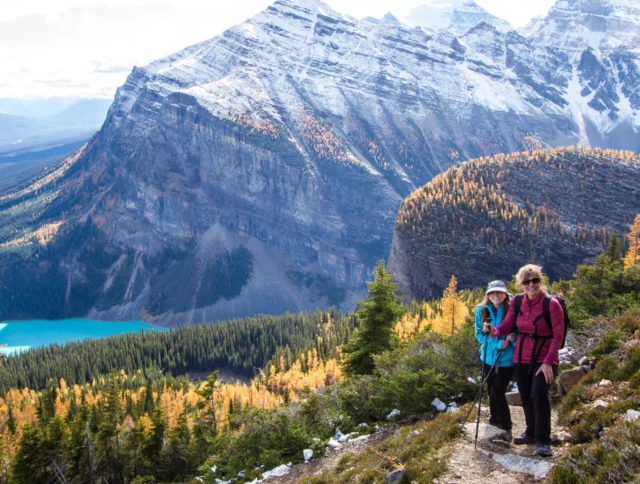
459, 347, 506, 429
474, 330, 490, 449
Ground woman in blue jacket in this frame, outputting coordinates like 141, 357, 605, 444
475, 280, 516, 440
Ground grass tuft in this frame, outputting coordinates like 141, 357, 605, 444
299, 412, 461, 484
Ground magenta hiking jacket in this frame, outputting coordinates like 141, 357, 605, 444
492, 291, 564, 366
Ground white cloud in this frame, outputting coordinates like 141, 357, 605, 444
0, 0, 555, 99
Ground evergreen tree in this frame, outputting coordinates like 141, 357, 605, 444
342, 260, 405, 376
11, 425, 47, 483
165, 407, 192, 479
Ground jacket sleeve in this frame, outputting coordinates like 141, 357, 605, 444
474, 307, 485, 344
543, 298, 565, 365
493, 301, 516, 338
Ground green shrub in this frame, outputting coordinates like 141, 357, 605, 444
558, 382, 588, 422
629, 368, 640, 390
617, 345, 640, 381
591, 330, 623, 359
338, 324, 478, 422
338, 374, 388, 422
584, 356, 618, 384
551, 422, 640, 483
567, 399, 638, 444
616, 307, 640, 335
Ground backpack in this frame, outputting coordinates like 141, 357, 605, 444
512, 294, 570, 349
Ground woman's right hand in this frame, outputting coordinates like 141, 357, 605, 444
482, 322, 495, 336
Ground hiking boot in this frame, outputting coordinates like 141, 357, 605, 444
513, 432, 535, 445
535, 443, 553, 457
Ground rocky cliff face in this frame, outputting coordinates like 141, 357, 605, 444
0, 0, 639, 323
389, 147, 640, 302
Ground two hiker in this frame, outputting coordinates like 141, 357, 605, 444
477, 264, 565, 457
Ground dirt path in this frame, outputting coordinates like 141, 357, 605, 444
265, 405, 568, 484
437, 405, 569, 483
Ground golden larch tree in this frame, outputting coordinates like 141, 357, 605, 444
433, 275, 469, 336
624, 214, 640, 269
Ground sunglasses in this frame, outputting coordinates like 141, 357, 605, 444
522, 277, 541, 286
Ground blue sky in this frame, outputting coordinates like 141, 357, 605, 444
0, 0, 556, 99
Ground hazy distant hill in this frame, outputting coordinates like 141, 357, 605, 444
0, 98, 111, 153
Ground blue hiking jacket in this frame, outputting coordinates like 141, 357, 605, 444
474, 304, 515, 367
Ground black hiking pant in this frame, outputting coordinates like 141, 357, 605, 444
515, 363, 558, 445
484, 363, 513, 430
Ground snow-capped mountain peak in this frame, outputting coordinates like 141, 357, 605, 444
405, 0, 512, 34
522, 0, 640, 52
363, 12, 403, 26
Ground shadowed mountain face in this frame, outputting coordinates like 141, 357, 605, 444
0, 0, 638, 324
389, 147, 640, 301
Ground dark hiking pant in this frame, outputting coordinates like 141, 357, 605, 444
484, 363, 513, 430
515, 363, 558, 445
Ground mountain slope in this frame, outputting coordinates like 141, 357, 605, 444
0, 0, 639, 323
389, 147, 640, 301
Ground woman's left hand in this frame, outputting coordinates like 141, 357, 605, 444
536, 363, 555, 384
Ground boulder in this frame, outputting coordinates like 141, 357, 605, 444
463, 423, 508, 441
387, 409, 401, 420
481, 450, 554, 480
432, 398, 446, 412
558, 367, 587, 394
625, 409, 640, 422
327, 438, 342, 448
262, 463, 292, 480
385, 469, 404, 484
303, 449, 313, 462
506, 391, 522, 406
590, 399, 609, 410
598, 379, 612, 386
349, 435, 370, 443
578, 356, 589, 366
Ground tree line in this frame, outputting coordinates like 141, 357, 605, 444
0, 309, 357, 394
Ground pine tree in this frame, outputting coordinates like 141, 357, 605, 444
342, 260, 405, 376
624, 214, 640, 269
433, 275, 469, 336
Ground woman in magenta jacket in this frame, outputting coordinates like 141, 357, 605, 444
483, 264, 564, 457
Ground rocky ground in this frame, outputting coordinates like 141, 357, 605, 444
263, 405, 569, 483
267, 424, 399, 483
437, 406, 570, 484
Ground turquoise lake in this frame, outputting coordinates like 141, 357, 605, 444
0, 319, 168, 355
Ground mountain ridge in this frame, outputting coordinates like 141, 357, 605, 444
389, 146, 640, 301
0, 0, 639, 323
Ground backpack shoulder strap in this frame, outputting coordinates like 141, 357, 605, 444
513, 294, 524, 319
542, 294, 553, 331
